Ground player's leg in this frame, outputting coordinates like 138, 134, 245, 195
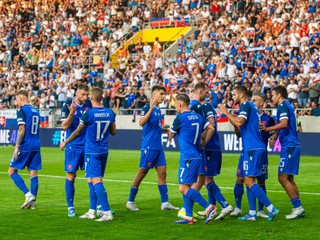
8, 151, 35, 208
156, 165, 179, 210
243, 150, 279, 221
179, 152, 205, 216
65, 172, 77, 216
256, 179, 268, 218
27, 151, 42, 209
64, 148, 84, 217
127, 150, 153, 210
80, 178, 98, 219
88, 153, 113, 222
278, 146, 304, 219
179, 156, 205, 218
256, 152, 268, 218
231, 152, 245, 216
279, 174, 304, 219
205, 151, 233, 220
126, 168, 148, 211
155, 151, 179, 210
92, 177, 113, 222
174, 184, 195, 224
177, 159, 215, 224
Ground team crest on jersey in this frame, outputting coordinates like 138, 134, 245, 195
185, 160, 191, 168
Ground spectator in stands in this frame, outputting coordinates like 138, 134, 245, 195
135, 87, 148, 109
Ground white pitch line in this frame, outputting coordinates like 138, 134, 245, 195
1, 172, 320, 196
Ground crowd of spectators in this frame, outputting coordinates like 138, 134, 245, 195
0, 0, 319, 117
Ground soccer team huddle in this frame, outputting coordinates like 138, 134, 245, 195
8, 82, 304, 223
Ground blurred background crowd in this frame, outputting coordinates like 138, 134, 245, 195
0, 0, 319, 116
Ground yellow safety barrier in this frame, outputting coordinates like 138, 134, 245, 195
111, 27, 191, 67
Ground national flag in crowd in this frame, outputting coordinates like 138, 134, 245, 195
216, 112, 229, 123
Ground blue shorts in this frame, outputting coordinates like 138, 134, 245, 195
257, 152, 268, 181
279, 146, 300, 175
198, 149, 206, 175
237, 151, 245, 177
139, 149, 166, 169
178, 158, 201, 185
205, 150, 222, 177
237, 149, 266, 177
64, 147, 85, 172
85, 153, 108, 178
10, 151, 42, 171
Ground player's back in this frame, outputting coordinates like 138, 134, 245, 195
140, 103, 163, 150
82, 107, 115, 153
277, 100, 300, 147
61, 99, 92, 148
260, 112, 275, 147
17, 104, 40, 151
239, 101, 265, 151
173, 111, 205, 160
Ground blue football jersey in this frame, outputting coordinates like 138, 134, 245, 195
140, 103, 164, 150
61, 99, 92, 148
16, 104, 40, 151
171, 110, 209, 160
80, 107, 115, 153
238, 101, 265, 151
190, 99, 221, 150
190, 99, 203, 115
260, 112, 275, 147
276, 100, 300, 147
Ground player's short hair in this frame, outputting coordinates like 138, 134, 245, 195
272, 85, 288, 99
252, 93, 265, 102
234, 85, 249, 97
194, 82, 207, 91
91, 87, 103, 102
78, 83, 89, 92
16, 90, 28, 98
151, 85, 166, 93
175, 93, 190, 106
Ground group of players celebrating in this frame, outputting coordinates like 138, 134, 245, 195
8, 82, 305, 223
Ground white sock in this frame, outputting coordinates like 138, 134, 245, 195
249, 210, 256, 215
267, 204, 274, 212
25, 191, 32, 198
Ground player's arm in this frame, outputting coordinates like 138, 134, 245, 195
261, 118, 288, 132
61, 100, 77, 130
168, 116, 180, 142
139, 100, 154, 127
110, 112, 116, 136
201, 123, 214, 148
60, 124, 86, 150
13, 108, 27, 159
13, 124, 25, 159
233, 125, 241, 138
110, 122, 116, 135
218, 103, 246, 128
269, 131, 278, 147
260, 105, 288, 132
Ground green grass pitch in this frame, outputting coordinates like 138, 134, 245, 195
0, 146, 319, 240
